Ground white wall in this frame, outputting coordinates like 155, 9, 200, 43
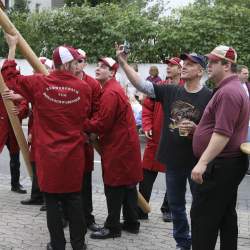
0, 59, 207, 85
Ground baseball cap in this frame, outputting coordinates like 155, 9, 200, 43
52, 46, 82, 65
165, 57, 182, 67
206, 45, 237, 64
77, 49, 87, 59
39, 57, 53, 69
180, 53, 207, 69
99, 57, 119, 72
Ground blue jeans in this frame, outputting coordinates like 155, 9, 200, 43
165, 167, 194, 249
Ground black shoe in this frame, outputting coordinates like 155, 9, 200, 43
87, 222, 102, 232
11, 185, 27, 194
40, 205, 47, 211
21, 198, 44, 205
47, 242, 53, 250
90, 227, 121, 239
121, 222, 140, 234
162, 211, 172, 222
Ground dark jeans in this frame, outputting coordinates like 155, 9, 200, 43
191, 155, 248, 250
81, 171, 95, 225
30, 162, 43, 201
104, 185, 139, 233
165, 167, 194, 249
8, 152, 20, 188
138, 169, 170, 216
44, 192, 86, 250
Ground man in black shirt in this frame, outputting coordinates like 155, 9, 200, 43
116, 46, 212, 250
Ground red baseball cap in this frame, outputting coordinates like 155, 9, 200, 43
52, 46, 82, 65
206, 45, 237, 63
99, 57, 119, 73
165, 57, 182, 67
77, 49, 87, 59
39, 57, 53, 69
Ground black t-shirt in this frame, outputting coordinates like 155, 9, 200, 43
153, 84, 212, 169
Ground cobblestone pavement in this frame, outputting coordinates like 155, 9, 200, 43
0, 173, 249, 250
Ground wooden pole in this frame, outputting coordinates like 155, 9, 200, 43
92, 140, 151, 214
0, 2, 49, 178
0, 2, 151, 213
0, 7, 48, 75
0, 74, 33, 177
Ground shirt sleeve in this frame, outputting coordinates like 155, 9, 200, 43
84, 91, 118, 134
214, 91, 241, 137
1, 60, 36, 103
153, 83, 173, 103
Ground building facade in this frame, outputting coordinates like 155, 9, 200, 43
2, 0, 64, 12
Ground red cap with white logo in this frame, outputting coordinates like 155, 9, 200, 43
39, 57, 53, 69
52, 46, 82, 65
99, 57, 119, 75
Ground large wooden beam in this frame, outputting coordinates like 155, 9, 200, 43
0, 74, 32, 177
0, 6, 48, 75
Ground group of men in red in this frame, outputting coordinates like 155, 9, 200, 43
1, 30, 249, 250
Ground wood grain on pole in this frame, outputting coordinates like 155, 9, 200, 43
0, 74, 33, 177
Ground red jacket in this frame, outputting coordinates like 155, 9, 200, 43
0, 83, 28, 154
84, 78, 143, 186
2, 60, 91, 193
82, 73, 101, 172
142, 79, 184, 172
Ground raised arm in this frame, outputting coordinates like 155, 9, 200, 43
115, 43, 155, 98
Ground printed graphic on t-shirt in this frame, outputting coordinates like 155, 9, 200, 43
169, 100, 201, 132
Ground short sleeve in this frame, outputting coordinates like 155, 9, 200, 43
214, 91, 241, 137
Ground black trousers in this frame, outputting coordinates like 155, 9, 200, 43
44, 192, 86, 250
9, 152, 20, 188
104, 185, 139, 233
30, 162, 43, 201
81, 171, 95, 225
138, 169, 170, 215
191, 155, 248, 250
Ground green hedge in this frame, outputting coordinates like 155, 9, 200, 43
0, 3, 249, 66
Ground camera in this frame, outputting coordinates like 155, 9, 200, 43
123, 40, 131, 54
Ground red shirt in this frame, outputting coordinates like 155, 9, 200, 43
2, 60, 91, 193
193, 75, 250, 158
82, 72, 101, 172
84, 78, 143, 186
0, 84, 28, 154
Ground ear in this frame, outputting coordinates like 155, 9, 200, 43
224, 62, 231, 72
197, 66, 204, 77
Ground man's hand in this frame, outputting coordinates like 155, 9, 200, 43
115, 43, 128, 64
1, 89, 23, 101
178, 119, 197, 136
11, 105, 19, 115
28, 134, 32, 144
4, 33, 18, 48
191, 161, 207, 184
145, 130, 153, 139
